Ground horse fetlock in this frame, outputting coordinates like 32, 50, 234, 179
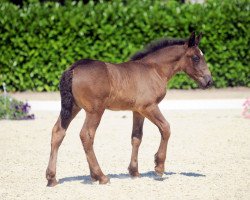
154, 153, 160, 166
154, 157, 164, 176
46, 168, 56, 179
154, 152, 166, 163
46, 169, 58, 187
154, 154, 165, 176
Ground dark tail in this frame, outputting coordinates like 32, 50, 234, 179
59, 69, 74, 129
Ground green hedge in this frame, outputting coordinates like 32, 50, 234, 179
0, 0, 249, 91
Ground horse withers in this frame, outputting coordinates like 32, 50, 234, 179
46, 32, 213, 186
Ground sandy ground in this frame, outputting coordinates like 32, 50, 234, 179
0, 108, 250, 200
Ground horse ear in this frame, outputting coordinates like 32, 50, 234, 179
195, 32, 202, 46
188, 32, 196, 47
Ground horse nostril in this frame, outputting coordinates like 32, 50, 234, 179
206, 77, 213, 87
210, 79, 213, 86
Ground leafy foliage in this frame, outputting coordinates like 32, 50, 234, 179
0, 0, 249, 91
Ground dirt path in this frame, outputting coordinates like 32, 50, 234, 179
0, 109, 249, 200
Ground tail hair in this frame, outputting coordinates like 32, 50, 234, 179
59, 69, 74, 129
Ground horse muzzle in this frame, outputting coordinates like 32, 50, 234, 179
201, 75, 213, 89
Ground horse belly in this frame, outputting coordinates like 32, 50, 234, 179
105, 85, 137, 111
106, 97, 136, 111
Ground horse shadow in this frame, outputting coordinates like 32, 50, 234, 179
58, 171, 205, 185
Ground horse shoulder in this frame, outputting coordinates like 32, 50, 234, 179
128, 62, 167, 106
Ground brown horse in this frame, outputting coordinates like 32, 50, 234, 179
46, 32, 212, 186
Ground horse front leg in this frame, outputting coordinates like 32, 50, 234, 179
79, 110, 109, 184
128, 111, 145, 177
141, 105, 171, 176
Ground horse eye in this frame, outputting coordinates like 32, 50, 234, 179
192, 55, 200, 63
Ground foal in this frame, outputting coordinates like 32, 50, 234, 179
46, 32, 212, 186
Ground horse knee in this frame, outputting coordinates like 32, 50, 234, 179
160, 122, 171, 140
51, 124, 65, 146
80, 130, 94, 151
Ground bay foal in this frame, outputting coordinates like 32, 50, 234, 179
46, 32, 212, 186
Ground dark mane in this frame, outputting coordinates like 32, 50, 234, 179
130, 38, 187, 61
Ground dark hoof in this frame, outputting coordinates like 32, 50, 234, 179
130, 172, 141, 178
90, 172, 98, 182
154, 171, 163, 177
91, 177, 98, 182
99, 175, 110, 185
155, 166, 164, 177
128, 166, 140, 178
47, 179, 58, 187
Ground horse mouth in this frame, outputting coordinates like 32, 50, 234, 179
199, 75, 213, 89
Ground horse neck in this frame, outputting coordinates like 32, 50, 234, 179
141, 45, 186, 81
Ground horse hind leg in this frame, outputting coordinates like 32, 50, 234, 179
79, 110, 109, 184
46, 104, 80, 187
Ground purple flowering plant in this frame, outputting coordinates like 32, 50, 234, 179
0, 83, 34, 120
